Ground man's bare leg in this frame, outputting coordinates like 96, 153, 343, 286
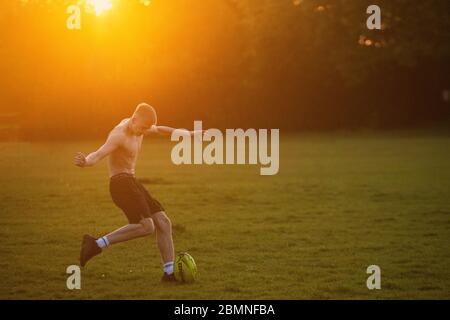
80, 218, 154, 266
104, 218, 155, 245
152, 211, 175, 263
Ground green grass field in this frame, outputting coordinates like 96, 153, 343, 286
1, 132, 449, 299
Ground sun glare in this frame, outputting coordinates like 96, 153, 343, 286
87, 0, 113, 16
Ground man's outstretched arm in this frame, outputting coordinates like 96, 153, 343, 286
146, 125, 204, 137
74, 133, 121, 168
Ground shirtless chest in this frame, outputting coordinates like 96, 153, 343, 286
114, 134, 143, 162
108, 122, 144, 176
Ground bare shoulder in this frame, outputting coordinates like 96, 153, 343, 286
113, 118, 130, 129
107, 120, 129, 144
118, 118, 130, 126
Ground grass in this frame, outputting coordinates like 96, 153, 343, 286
0, 131, 449, 299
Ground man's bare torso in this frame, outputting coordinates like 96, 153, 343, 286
108, 118, 143, 177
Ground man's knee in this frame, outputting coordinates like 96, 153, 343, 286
153, 212, 172, 233
139, 218, 155, 236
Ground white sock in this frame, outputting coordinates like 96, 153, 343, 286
163, 261, 174, 275
96, 236, 109, 249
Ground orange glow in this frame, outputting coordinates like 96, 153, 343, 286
87, 0, 113, 16
140, 0, 151, 6
364, 39, 373, 46
0, 1, 256, 137
315, 6, 325, 12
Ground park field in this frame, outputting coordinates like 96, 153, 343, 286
0, 131, 449, 299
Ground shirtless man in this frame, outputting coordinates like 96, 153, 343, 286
74, 103, 200, 282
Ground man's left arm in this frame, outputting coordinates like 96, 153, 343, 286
145, 125, 204, 137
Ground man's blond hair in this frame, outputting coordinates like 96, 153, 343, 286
133, 103, 157, 125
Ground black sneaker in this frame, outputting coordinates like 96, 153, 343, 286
161, 272, 177, 283
80, 234, 102, 267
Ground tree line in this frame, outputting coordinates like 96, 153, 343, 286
0, 0, 449, 140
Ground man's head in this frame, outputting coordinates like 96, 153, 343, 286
129, 103, 157, 135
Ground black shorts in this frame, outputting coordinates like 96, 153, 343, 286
109, 173, 165, 224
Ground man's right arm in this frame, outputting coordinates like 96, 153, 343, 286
74, 133, 121, 168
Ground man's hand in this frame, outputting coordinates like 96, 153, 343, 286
74, 152, 87, 167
